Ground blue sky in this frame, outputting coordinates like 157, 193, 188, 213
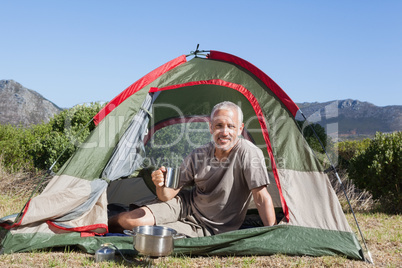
1, 0, 401, 108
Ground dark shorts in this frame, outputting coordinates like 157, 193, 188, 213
145, 191, 212, 237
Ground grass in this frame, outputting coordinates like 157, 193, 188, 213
1, 167, 401, 267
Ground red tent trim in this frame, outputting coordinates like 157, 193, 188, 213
143, 115, 255, 145
149, 80, 289, 221
46, 220, 108, 236
209, 50, 299, 117
93, 55, 187, 125
94, 51, 299, 125
0, 200, 31, 230
144, 116, 209, 145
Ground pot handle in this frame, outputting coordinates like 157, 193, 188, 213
123, 229, 137, 237
173, 233, 187, 239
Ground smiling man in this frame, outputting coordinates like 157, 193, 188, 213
210, 103, 243, 157
108, 101, 277, 236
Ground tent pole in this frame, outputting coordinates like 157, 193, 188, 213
299, 111, 374, 264
186, 44, 210, 58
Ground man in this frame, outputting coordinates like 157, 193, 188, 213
108, 101, 276, 236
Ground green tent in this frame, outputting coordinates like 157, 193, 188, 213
1, 50, 365, 260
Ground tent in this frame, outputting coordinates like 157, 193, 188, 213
0, 49, 365, 260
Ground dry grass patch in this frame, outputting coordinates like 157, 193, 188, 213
1, 167, 401, 267
0, 164, 50, 217
329, 169, 375, 213
346, 213, 402, 267
0, 250, 381, 268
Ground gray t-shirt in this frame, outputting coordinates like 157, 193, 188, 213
179, 138, 270, 235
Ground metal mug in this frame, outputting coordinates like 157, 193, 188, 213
164, 167, 180, 189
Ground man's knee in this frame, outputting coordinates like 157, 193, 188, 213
124, 206, 155, 227
109, 206, 156, 233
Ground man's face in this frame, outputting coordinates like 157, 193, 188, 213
209, 108, 244, 152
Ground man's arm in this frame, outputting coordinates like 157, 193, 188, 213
251, 186, 277, 226
151, 166, 181, 202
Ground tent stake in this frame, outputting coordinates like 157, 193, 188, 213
300, 111, 374, 264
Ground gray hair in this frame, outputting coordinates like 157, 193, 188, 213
210, 101, 243, 123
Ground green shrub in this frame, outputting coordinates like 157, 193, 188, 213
337, 139, 371, 169
296, 121, 327, 153
30, 102, 104, 171
0, 124, 34, 171
0, 102, 104, 172
145, 122, 211, 168
348, 132, 402, 214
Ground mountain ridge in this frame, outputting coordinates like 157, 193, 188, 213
0, 80, 62, 126
0, 79, 401, 140
296, 99, 402, 139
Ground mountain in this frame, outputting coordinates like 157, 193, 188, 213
297, 99, 402, 140
0, 80, 62, 126
1, 79, 401, 140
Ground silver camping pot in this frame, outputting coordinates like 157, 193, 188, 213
124, 226, 186, 257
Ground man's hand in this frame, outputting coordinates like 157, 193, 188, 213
151, 166, 181, 202
251, 186, 277, 226
152, 166, 166, 187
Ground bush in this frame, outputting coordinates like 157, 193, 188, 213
0, 102, 104, 172
296, 121, 327, 153
31, 103, 103, 171
0, 125, 35, 171
348, 132, 402, 214
337, 139, 371, 169
145, 122, 211, 167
